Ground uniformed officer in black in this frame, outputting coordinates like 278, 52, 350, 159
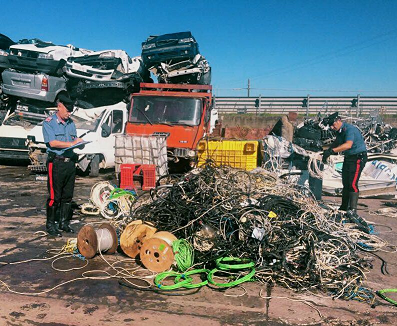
322, 112, 367, 213
43, 94, 83, 236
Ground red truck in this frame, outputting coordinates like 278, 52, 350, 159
125, 83, 213, 170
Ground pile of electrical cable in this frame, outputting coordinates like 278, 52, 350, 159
128, 162, 388, 303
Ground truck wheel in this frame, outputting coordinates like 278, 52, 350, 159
89, 155, 100, 177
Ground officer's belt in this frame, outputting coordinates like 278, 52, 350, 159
345, 151, 367, 159
54, 155, 72, 162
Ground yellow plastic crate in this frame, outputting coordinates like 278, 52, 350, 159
197, 140, 259, 171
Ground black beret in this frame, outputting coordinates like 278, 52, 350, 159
57, 93, 74, 112
322, 112, 340, 127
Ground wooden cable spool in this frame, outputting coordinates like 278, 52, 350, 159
139, 231, 177, 272
120, 220, 157, 258
77, 223, 118, 259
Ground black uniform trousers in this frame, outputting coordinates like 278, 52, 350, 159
46, 157, 76, 208
342, 152, 367, 193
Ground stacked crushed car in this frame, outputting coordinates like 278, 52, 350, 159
141, 31, 211, 85
0, 31, 211, 175
0, 31, 211, 111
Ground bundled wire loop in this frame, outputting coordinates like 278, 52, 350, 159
82, 181, 136, 222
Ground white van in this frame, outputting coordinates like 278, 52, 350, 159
27, 101, 128, 176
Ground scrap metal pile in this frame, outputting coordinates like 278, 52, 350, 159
294, 112, 397, 154
123, 163, 389, 302
353, 115, 397, 154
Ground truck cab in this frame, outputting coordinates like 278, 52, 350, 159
27, 101, 128, 176
125, 83, 212, 169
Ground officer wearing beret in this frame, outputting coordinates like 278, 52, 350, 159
43, 94, 84, 236
322, 112, 367, 213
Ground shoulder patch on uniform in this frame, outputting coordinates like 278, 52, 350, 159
45, 116, 52, 122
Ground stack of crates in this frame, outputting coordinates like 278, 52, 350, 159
120, 164, 156, 191
197, 140, 259, 171
114, 134, 168, 179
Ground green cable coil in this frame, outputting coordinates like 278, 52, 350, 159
215, 257, 255, 270
207, 267, 256, 288
377, 289, 397, 306
172, 239, 194, 272
174, 269, 210, 289
109, 188, 136, 200
154, 271, 193, 290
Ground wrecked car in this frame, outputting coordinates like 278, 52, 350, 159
141, 31, 199, 66
152, 54, 211, 85
1, 69, 67, 103
8, 39, 91, 76
27, 102, 128, 176
65, 50, 147, 81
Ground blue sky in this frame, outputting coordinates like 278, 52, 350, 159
2, 0, 397, 97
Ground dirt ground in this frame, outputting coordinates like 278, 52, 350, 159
0, 162, 397, 326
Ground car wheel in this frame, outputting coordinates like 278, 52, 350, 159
89, 155, 100, 177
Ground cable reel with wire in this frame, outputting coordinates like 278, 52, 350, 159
77, 223, 118, 259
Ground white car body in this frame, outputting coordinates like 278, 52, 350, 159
65, 50, 145, 81
10, 43, 91, 61
27, 102, 128, 176
8, 41, 92, 75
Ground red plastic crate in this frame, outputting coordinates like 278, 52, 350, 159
142, 165, 156, 190
119, 164, 156, 191
119, 164, 140, 190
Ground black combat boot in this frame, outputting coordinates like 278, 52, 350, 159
59, 202, 74, 233
46, 205, 62, 237
348, 192, 359, 213
346, 192, 370, 233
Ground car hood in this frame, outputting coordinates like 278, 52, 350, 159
10, 43, 92, 59
143, 31, 196, 45
68, 50, 144, 74
69, 49, 129, 61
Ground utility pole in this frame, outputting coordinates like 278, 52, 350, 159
247, 79, 250, 97
306, 94, 310, 118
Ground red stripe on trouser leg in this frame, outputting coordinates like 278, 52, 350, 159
48, 162, 55, 206
351, 159, 360, 193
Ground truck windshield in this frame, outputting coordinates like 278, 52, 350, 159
129, 96, 202, 126
73, 111, 105, 131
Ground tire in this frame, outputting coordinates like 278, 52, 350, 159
89, 155, 100, 177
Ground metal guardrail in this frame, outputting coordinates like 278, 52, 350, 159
214, 96, 397, 116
